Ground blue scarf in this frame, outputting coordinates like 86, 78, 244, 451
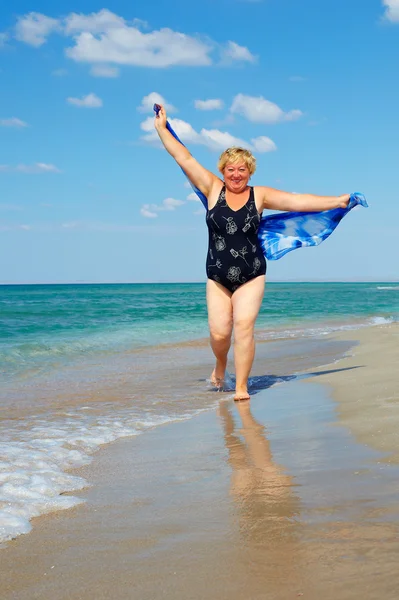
153, 104, 368, 260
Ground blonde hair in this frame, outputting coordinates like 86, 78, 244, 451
217, 147, 257, 176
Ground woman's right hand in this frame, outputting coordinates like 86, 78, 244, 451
152, 102, 216, 199
154, 104, 167, 130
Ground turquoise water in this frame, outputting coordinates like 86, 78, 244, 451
1, 282, 398, 381
0, 281, 398, 545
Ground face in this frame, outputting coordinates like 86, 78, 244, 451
223, 162, 250, 193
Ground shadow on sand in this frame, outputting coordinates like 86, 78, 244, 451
209, 365, 363, 394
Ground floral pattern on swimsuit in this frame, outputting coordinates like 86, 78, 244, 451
206, 186, 267, 293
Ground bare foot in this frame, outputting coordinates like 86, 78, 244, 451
210, 366, 225, 389
234, 389, 250, 402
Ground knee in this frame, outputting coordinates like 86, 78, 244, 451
210, 328, 231, 345
234, 318, 254, 341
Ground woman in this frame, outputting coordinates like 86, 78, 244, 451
154, 104, 350, 401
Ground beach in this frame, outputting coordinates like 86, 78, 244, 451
2, 0, 399, 596
311, 324, 399, 461
1, 321, 398, 600
5, 281, 393, 547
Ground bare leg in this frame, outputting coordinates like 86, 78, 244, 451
232, 275, 265, 400
206, 279, 233, 386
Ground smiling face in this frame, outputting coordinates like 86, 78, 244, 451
223, 161, 251, 193
217, 147, 256, 194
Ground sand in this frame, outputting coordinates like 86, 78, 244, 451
310, 322, 399, 460
1, 323, 399, 600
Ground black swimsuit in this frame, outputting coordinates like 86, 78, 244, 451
206, 186, 267, 293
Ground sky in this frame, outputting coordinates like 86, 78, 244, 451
0, 0, 398, 283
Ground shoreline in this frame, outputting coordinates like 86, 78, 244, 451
1, 322, 399, 598
3, 309, 393, 380
0, 331, 353, 546
1, 321, 396, 547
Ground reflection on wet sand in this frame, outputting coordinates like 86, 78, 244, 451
219, 401, 304, 590
219, 396, 399, 599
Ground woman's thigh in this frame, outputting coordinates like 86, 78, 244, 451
206, 279, 233, 338
232, 275, 266, 330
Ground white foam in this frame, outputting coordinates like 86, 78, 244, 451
369, 316, 394, 325
0, 409, 205, 545
377, 286, 399, 290
1, 311, 396, 546
257, 315, 395, 342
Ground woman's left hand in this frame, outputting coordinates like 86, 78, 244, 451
337, 194, 351, 208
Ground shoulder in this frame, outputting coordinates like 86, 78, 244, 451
207, 178, 225, 211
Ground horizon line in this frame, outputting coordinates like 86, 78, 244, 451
1, 279, 398, 286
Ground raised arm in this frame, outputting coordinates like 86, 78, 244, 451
154, 104, 219, 198
259, 186, 350, 212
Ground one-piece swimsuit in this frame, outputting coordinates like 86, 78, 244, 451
206, 185, 267, 293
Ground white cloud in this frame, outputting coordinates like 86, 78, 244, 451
138, 92, 176, 113
0, 203, 23, 211
52, 68, 68, 76
199, 128, 250, 151
15, 12, 61, 47
222, 41, 256, 63
131, 18, 149, 30
383, 0, 399, 21
151, 198, 184, 211
90, 64, 120, 77
14, 10, 256, 69
63, 220, 157, 231
89, 222, 180, 232
140, 116, 157, 135
194, 99, 224, 111
64, 9, 126, 34
0, 117, 28, 128
0, 32, 9, 47
140, 116, 199, 144
18, 163, 61, 174
140, 205, 158, 218
65, 27, 212, 68
307, 118, 327, 127
140, 197, 185, 218
168, 119, 200, 143
67, 93, 103, 108
289, 75, 306, 82
162, 197, 184, 210
230, 93, 302, 124
0, 221, 191, 233
187, 192, 200, 201
62, 221, 82, 229
0, 163, 61, 174
62, 220, 162, 231
140, 115, 276, 153
251, 136, 277, 153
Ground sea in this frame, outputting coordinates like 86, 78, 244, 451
0, 282, 398, 544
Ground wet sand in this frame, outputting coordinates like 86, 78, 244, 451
309, 322, 399, 461
1, 323, 399, 599
2, 334, 350, 420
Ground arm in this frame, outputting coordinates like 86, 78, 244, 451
154, 104, 219, 198
259, 186, 350, 212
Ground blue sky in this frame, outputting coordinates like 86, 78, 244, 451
0, 0, 398, 283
